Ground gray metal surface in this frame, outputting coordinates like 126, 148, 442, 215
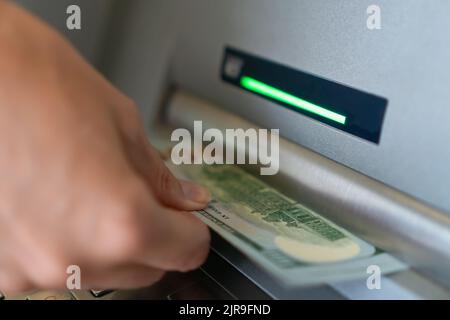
107, 0, 450, 214
166, 90, 450, 291
14, 0, 115, 66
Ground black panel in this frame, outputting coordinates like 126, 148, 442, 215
221, 47, 388, 143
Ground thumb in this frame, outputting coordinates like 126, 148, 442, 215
128, 133, 210, 211
151, 150, 211, 210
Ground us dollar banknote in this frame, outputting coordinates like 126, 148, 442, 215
169, 163, 405, 286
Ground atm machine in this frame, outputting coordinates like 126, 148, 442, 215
11, 0, 450, 299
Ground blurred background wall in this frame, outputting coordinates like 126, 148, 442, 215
12, 0, 166, 128
14, 0, 116, 67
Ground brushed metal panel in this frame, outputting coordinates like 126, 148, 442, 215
107, 0, 450, 213
166, 90, 450, 288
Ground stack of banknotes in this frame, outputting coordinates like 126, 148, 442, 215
168, 163, 405, 287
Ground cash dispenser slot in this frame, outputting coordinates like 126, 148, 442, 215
163, 89, 450, 298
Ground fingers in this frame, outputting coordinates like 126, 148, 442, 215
110, 107, 211, 269
104, 194, 210, 272
79, 264, 165, 290
112, 98, 210, 211
150, 160, 210, 210
139, 134, 211, 210
86, 177, 210, 273
125, 128, 211, 211
180, 180, 211, 204
138, 206, 211, 271
0, 185, 210, 292
1, 263, 163, 294
148, 154, 211, 211
0, 259, 35, 296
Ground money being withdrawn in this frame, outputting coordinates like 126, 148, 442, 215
169, 164, 406, 286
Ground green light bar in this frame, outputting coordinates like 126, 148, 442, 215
240, 76, 347, 125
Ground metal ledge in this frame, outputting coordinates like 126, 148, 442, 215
166, 89, 450, 290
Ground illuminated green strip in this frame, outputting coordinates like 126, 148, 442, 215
240, 76, 346, 125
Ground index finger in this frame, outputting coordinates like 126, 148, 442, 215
139, 205, 211, 271
86, 179, 211, 273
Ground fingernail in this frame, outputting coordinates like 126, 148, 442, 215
181, 181, 211, 204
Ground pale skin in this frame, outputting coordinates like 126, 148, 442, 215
0, 1, 211, 294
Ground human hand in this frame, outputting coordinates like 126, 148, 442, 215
0, 1, 210, 294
